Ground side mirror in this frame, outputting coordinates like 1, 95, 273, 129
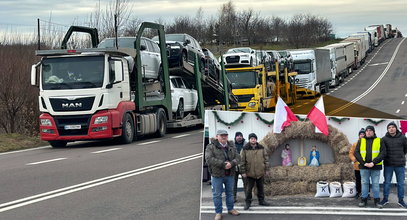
184, 39, 191, 46
31, 62, 40, 86
251, 50, 255, 54
140, 45, 147, 51
114, 61, 123, 82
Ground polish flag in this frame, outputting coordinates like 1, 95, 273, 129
273, 97, 298, 133
306, 96, 329, 136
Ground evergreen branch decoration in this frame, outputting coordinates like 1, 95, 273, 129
365, 118, 385, 125
255, 113, 274, 125
329, 117, 350, 123
213, 111, 246, 126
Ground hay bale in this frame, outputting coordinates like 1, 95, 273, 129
265, 181, 309, 196
268, 166, 288, 181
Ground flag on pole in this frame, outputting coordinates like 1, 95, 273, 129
273, 97, 298, 133
306, 96, 329, 136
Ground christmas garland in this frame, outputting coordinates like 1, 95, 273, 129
329, 117, 350, 123
213, 111, 246, 126
364, 118, 385, 125
296, 115, 306, 121
255, 113, 274, 125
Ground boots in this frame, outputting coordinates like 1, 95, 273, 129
374, 198, 381, 208
244, 202, 251, 210
358, 198, 367, 207
259, 200, 270, 206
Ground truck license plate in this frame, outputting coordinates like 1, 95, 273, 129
64, 125, 81, 130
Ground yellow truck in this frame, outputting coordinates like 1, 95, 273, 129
226, 63, 297, 112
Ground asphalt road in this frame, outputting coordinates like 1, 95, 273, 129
290, 37, 407, 119
0, 128, 203, 220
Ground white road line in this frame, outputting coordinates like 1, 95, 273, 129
172, 134, 191, 139
137, 140, 160, 145
26, 158, 67, 165
91, 148, 122, 154
402, 101, 405, 105
0, 153, 202, 213
0, 146, 50, 156
368, 62, 389, 66
396, 109, 401, 114
405, 94, 407, 97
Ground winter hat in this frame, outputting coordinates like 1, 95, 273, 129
358, 128, 366, 135
235, 131, 243, 138
248, 133, 257, 140
365, 125, 375, 133
216, 129, 228, 135
387, 121, 398, 129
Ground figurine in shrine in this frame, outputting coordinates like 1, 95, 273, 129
309, 145, 320, 166
281, 144, 293, 166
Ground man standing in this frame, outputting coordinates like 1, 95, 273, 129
240, 133, 270, 210
378, 121, 407, 208
233, 132, 247, 203
354, 125, 386, 208
349, 128, 366, 198
205, 130, 240, 220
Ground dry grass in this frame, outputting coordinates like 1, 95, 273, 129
0, 133, 47, 153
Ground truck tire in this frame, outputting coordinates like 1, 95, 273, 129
120, 113, 134, 144
49, 141, 67, 148
176, 100, 184, 119
155, 108, 167, 137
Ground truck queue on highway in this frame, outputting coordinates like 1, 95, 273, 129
30, 21, 401, 147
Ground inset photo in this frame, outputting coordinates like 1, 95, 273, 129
201, 110, 407, 219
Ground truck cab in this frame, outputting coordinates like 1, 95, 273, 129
289, 49, 318, 96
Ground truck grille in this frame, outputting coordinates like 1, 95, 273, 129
50, 97, 95, 112
236, 94, 254, 102
296, 78, 309, 88
54, 115, 91, 136
226, 56, 240, 63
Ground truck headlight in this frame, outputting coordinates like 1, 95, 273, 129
40, 119, 52, 126
94, 116, 108, 124
248, 102, 256, 107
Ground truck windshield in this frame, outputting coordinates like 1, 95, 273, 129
227, 71, 257, 89
293, 61, 312, 74
41, 56, 104, 90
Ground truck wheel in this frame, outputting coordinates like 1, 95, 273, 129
120, 113, 134, 144
49, 141, 67, 148
176, 100, 184, 119
155, 108, 167, 137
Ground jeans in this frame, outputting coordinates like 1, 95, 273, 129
383, 166, 405, 200
360, 169, 381, 199
245, 176, 265, 203
211, 176, 234, 214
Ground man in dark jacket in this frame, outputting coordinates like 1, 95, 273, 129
233, 132, 247, 203
354, 125, 386, 208
205, 129, 240, 220
378, 121, 407, 208
240, 133, 270, 210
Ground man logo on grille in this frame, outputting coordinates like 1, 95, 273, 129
62, 103, 82, 108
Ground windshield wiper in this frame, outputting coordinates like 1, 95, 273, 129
47, 82, 73, 89
80, 81, 99, 88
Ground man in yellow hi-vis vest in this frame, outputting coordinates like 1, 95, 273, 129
354, 125, 386, 208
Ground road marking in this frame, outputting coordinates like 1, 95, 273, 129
201, 206, 407, 216
396, 109, 400, 114
402, 101, 405, 105
0, 153, 202, 213
137, 140, 160, 145
91, 148, 122, 154
0, 146, 50, 156
328, 38, 406, 115
26, 158, 67, 165
172, 134, 191, 138
369, 62, 389, 66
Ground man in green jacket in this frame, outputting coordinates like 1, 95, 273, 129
205, 130, 240, 220
240, 133, 270, 210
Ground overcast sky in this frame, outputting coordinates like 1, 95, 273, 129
0, 0, 405, 38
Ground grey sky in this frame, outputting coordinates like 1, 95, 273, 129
0, 0, 405, 38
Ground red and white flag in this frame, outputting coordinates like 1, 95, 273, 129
306, 96, 329, 136
273, 97, 298, 133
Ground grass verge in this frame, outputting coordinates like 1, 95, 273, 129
0, 133, 48, 153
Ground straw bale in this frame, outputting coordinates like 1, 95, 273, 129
265, 181, 310, 196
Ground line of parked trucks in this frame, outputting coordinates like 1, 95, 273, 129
221, 23, 402, 110
31, 20, 401, 147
